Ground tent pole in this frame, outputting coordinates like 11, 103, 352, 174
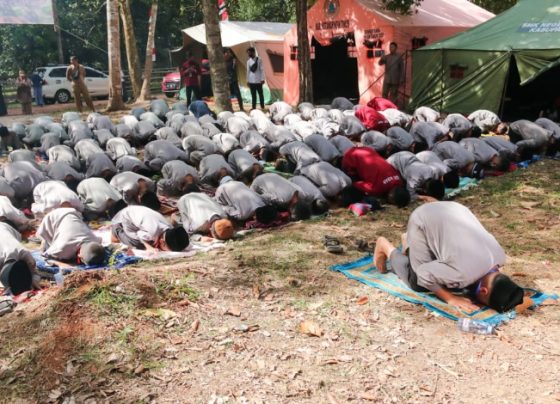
498, 52, 512, 119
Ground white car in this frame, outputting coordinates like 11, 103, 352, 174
34, 65, 110, 104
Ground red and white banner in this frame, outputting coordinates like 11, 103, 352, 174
218, 0, 229, 21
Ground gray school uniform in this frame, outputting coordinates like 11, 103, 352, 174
459, 138, 497, 165
432, 141, 475, 170
331, 97, 354, 111
40, 133, 60, 153
380, 109, 412, 127
290, 120, 319, 140
144, 140, 189, 171
182, 135, 220, 165
212, 133, 240, 155
240, 130, 270, 154
74, 138, 104, 163
269, 101, 293, 124
251, 111, 275, 135
37, 207, 101, 261
66, 121, 94, 145
289, 175, 327, 205
299, 161, 351, 199
0, 178, 16, 201
468, 110, 500, 132
0, 196, 30, 231
298, 102, 314, 120
157, 160, 199, 197
313, 118, 341, 139
304, 134, 341, 162
340, 115, 366, 137
328, 108, 346, 125
115, 155, 147, 173
106, 137, 135, 161
264, 126, 297, 151
330, 135, 354, 155
155, 127, 182, 148
413, 106, 440, 122
112, 205, 170, 245
482, 136, 518, 158
416, 151, 450, 177
47, 122, 68, 141
93, 129, 115, 147
217, 111, 234, 128
110, 172, 155, 204
3, 161, 47, 199
226, 117, 252, 138
85, 153, 117, 178
177, 193, 226, 234
534, 118, 560, 140
228, 149, 261, 178
387, 152, 437, 199
180, 121, 204, 138
404, 202, 506, 292
386, 127, 414, 150
48, 145, 81, 170
0, 222, 36, 272
410, 122, 449, 149
120, 115, 139, 132
31, 180, 83, 215
283, 113, 303, 127
215, 181, 265, 221
279, 141, 321, 173
361, 131, 392, 153
46, 162, 85, 182
140, 112, 164, 129
115, 123, 135, 140
8, 149, 36, 163
443, 113, 473, 138
77, 178, 122, 214
250, 173, 299, 209
22, 124, 45, 146
199, 154, 235, 186
510, 120, 552, 150
92, 115, 115, 132
201, 122, 221, 138
135, 121, 157, 143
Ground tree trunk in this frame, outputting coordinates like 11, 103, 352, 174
296, 0, 313, 104
201, 0, 232, 113
119, 0, 142, 100
52, 0, 64, 64
138, 1, 158, 102
106, 0, 125, 111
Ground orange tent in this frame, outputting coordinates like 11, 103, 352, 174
283, 0, 493, 107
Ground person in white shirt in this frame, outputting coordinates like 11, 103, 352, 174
246, 47, 265, 110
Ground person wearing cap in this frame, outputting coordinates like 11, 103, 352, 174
215, 179, 277, 224
176, 192, 234, 240
373, 201, 524, 313
227, 149, 263, 183
0, 222, 37, 295
31, 180, 84, 217
111, 205, 189, 251
37, 207, 105, 265
157, 160, 200, 197
110, 172, 160, 211
77, 177, 127, 219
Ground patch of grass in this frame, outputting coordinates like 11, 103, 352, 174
78, 345, 102, 363
291, 299, 308, 310
116, 325, 135, 345
153, 275, 200, 302
87, 284, 139, 317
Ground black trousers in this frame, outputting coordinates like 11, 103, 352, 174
186, 85, 200, 107
230, 81, 244, 111
249, 83, 264, 109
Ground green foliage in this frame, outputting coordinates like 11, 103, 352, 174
228, 0, 296, 22
381, 0, 424, 15
470, 0, 518, 14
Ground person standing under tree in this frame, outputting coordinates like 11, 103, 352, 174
66, 56, 96, 113
16, 71, 33, 115
246, 47, 265, 110
30, 70, 44, 107
180, 53, 201, 107
379, 42, 404, 105
0, 82, 7, 116
224, 49, 244, 111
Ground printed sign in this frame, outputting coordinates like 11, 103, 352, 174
315, 19, 350, 31
0, 0, 54, 25
518, 22, 560, 33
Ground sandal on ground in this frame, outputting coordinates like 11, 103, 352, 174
355, 239, 370, 252
323, 235, 344, 254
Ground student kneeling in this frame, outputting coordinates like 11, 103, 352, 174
373, 201, 524, 313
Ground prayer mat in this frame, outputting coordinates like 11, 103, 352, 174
263, 163, 294, 179
330, 255, 558, 326
445, 177, 478, 199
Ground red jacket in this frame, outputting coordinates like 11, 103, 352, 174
367, 97, 397, 111
341, 147, 402, 196
180, 60, 201, 87
355, 106, 390, 132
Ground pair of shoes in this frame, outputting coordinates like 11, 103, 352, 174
323, 235, 344, 254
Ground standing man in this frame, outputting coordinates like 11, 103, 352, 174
30, 70, 44, 107
66, 56, 96, 113
379, 42, 404, 105
246, 47, 265, 110
15, 71, 33, 115
180, 53, 201, 107
224, 49, 244, 111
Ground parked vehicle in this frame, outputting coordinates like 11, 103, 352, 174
33, 65, 110, 104
161, 71, 181, 98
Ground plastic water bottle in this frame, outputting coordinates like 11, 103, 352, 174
456, 318, 495, 335
54, 271, 64, 286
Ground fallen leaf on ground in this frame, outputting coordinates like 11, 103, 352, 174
298, 320, 324, 337
134, 364, 146, 375
190, 319, 200, 333
520, 201, 542, 210
516, 296, 534, 314
361, 392, 377, 401
225, 306, 241, 317
356, 296, 369, 305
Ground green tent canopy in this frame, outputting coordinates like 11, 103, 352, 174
410, 0, 560, 114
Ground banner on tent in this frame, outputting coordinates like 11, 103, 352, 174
0, 0, 54, 25
518, 22, 560, 33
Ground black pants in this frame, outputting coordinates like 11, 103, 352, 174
389, 249, 428, 293
249, 83, 264, 110
230, 81, 244, 111
186, 85, 200, 107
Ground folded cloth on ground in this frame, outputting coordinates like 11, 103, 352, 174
263, 163, 294, 179
349, 203, 371, 217
445, 177, 478, 199
245, 211, 291, 229
32, 249, 142, 276
330, 255, 558, 326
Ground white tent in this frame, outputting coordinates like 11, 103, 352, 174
174, 21, 294, 102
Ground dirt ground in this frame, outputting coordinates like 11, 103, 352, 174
0, 158, 558, 403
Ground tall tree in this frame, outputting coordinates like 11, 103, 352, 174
138, 0, 158, 101
106, 0, 125, 111
119, 0, 142, 99
296, 0, 313, 103
201, 0, 232, 112
470, 0, 517, 14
